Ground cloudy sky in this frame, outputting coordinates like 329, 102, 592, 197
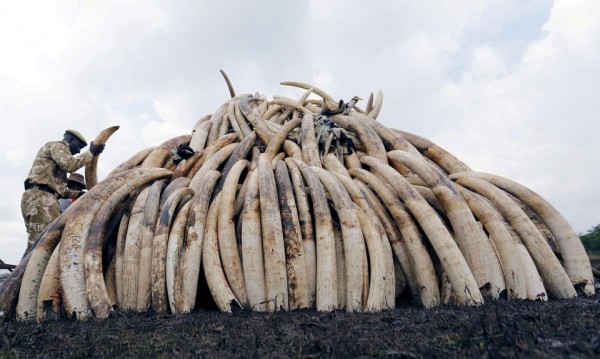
1, 0, 598, 265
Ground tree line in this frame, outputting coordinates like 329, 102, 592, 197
580, 224, 600, 256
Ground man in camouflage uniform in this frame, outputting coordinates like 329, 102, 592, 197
21, 129, 105, 254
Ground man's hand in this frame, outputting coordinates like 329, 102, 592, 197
89, 142, 105, 155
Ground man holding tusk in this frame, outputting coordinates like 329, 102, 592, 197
21, 129, 106, 255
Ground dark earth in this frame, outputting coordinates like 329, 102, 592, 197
1, 259, 599, 358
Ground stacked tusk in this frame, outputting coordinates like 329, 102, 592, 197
1, 78, 594, 322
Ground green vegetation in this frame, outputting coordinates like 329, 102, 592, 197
580, 224, 600, 256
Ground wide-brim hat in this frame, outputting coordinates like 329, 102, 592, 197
68, 172, 86, 189
65, 129, 88, 147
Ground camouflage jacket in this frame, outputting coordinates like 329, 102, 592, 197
25, 140, 93, 198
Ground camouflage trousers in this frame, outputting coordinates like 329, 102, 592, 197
21, 188, 60, 254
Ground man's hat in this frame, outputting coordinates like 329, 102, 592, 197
68, 172, 86, 189
65, 129, 88, 147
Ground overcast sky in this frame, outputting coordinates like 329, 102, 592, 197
1, 0, 598, 265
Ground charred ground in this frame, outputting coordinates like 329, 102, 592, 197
1, 289, 599, 358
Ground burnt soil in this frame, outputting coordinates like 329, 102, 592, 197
2, 260, 599, 359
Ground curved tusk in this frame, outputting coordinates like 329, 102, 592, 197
188, 143, 238, 190
121, 187, 151, 311
203, 192, 242, 312
264, 117, 302, 161
238, 96, 275, 146
450, 171, 594, 296
115, 205, 131, 308
59, 168, 172, 320
189, 119, 212, 153
330, 114, 387, 163
141, 135, 192, 168
220, 69, 236, 98
86, 169, 173, 318
394, 129, 472, 174
367, 90, 383, 119
175, 170, 221, 313
85, 125, 120, 190
108, 146, 155, 177
181, 133, 239, 180
280, 81, 336, 102
258, 154, 289, 312
284, 158, 317, 308
312, 167, 365, 311
454, 184, 528, 300
240, 171, 268, 311
218, 160, 250, 306
359, 156, 483, 306
348, 168, 440, 308
136, 180, 166, 311
35, 243, 62, 323
388, 150, 505, 298
151, 187, 194, 314
452, 176, 577, 299
291, 159, 338, 311
274, 160, 310, 310
166, 200, 193, 314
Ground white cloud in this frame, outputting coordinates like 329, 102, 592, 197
0, 2, 69, 85
434, 0, 600, 232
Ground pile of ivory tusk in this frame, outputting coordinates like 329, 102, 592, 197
0, 74, 595, 322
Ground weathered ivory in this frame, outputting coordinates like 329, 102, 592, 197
9, 79, 592, 321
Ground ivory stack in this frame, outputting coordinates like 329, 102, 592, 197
0, 75, 595, 322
